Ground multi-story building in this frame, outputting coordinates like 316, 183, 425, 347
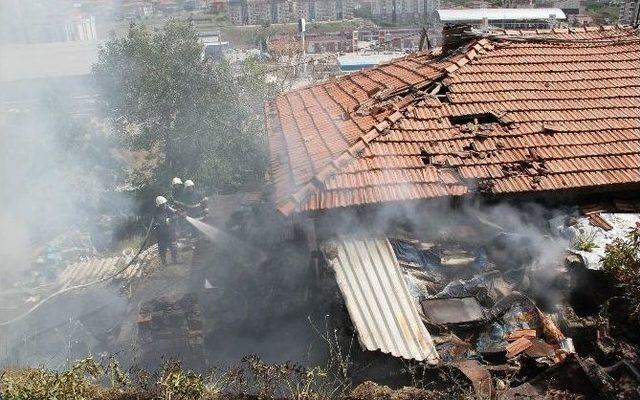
371, 0, 425, 23
1, 0, 98, 44
619, 0, 639, 25
314, 0, 338, 20
228, 0, 245, 24
228, 0, 353, 25
184, 0, 207, 9
271, 0, 293, 22
295, 0, 354, 21
296, 0, 311, 19
121, 1, 154, 19
246, 0, 271, 23
209, 0, 227, 12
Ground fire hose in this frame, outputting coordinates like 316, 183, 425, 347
0, 218, 155, 327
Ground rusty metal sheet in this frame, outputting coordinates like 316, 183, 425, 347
451, 360, 494, 399
331, 237, 439, 364
421, 297, 485, 325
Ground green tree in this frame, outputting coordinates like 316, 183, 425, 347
93, 20, 272, 195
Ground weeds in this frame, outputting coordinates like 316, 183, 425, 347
573, 229, 598, 252
601, 224, 640, 323
2, 353, 349, 400
0, 357, 101, 400
308, 315, 355, 399
602, 224, 640, 282
158, 361, 205, 400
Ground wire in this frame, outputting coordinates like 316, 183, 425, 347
0, 218, 156, 327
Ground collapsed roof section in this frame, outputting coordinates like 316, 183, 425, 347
265, 26, 640, 215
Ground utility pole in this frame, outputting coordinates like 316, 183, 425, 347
298, 18, 306, 75
418, 27, 430, 51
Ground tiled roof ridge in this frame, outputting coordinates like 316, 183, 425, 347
489, 25, 631, 36
276, 38, 498, 215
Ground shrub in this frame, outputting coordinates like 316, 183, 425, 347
573, 229, 598, 252
0, 357, 101, 400
601, 224, 640, 323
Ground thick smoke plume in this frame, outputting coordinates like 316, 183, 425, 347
0, 3, 133, 365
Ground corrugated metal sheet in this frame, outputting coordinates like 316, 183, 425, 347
331, 237, 439, 363
57, 244, 158, 289
437, 8, 566, 21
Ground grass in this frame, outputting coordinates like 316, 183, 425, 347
0, 322, 485, 400
1, 358, 485, 400
0, 356, 348, 400
573, 229, 598, 252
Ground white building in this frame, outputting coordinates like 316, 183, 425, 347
436, 8, 566, 29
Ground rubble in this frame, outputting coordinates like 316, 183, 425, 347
421, 297, 485, 326
320, 201, 640, 398
138, 293, 205, 369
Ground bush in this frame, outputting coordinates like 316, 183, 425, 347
0, 358, 101, 400
601, 224, 640, 323
602, 224, 640, 282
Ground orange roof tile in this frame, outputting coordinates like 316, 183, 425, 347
265, 26, 640, 214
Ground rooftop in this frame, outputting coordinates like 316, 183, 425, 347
436, 8, 567, 21
265, 26, 640, 215
338, 53, 407, 71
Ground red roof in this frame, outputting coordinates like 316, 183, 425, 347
265, 26, 640, 215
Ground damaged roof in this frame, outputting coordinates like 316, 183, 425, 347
265, 26, 640, 215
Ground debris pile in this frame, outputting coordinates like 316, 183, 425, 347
29, 231, 96, 286
324, 204, 640, 399
138, 293, 205, 368
389, 236, 576, 368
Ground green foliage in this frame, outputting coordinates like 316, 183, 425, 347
0, 357, 101, 400
158, 361, 205, 400
602, 226, 640, 282
584, 0, 619, 24
1, 355, 350, 400
574, 229, 597, 252
353, 5, 372, 20
93, 20, 273, 196
602, 225, 640, 322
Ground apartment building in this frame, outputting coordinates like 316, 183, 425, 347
619, 0, 639, 25
229, 0, 353, 25
371, 0, 426, 23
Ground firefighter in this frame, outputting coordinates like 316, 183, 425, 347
182, 180, 207, 217
153, 196, 178, 265
182, 180, 208, 239
170, 177, 185, 208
